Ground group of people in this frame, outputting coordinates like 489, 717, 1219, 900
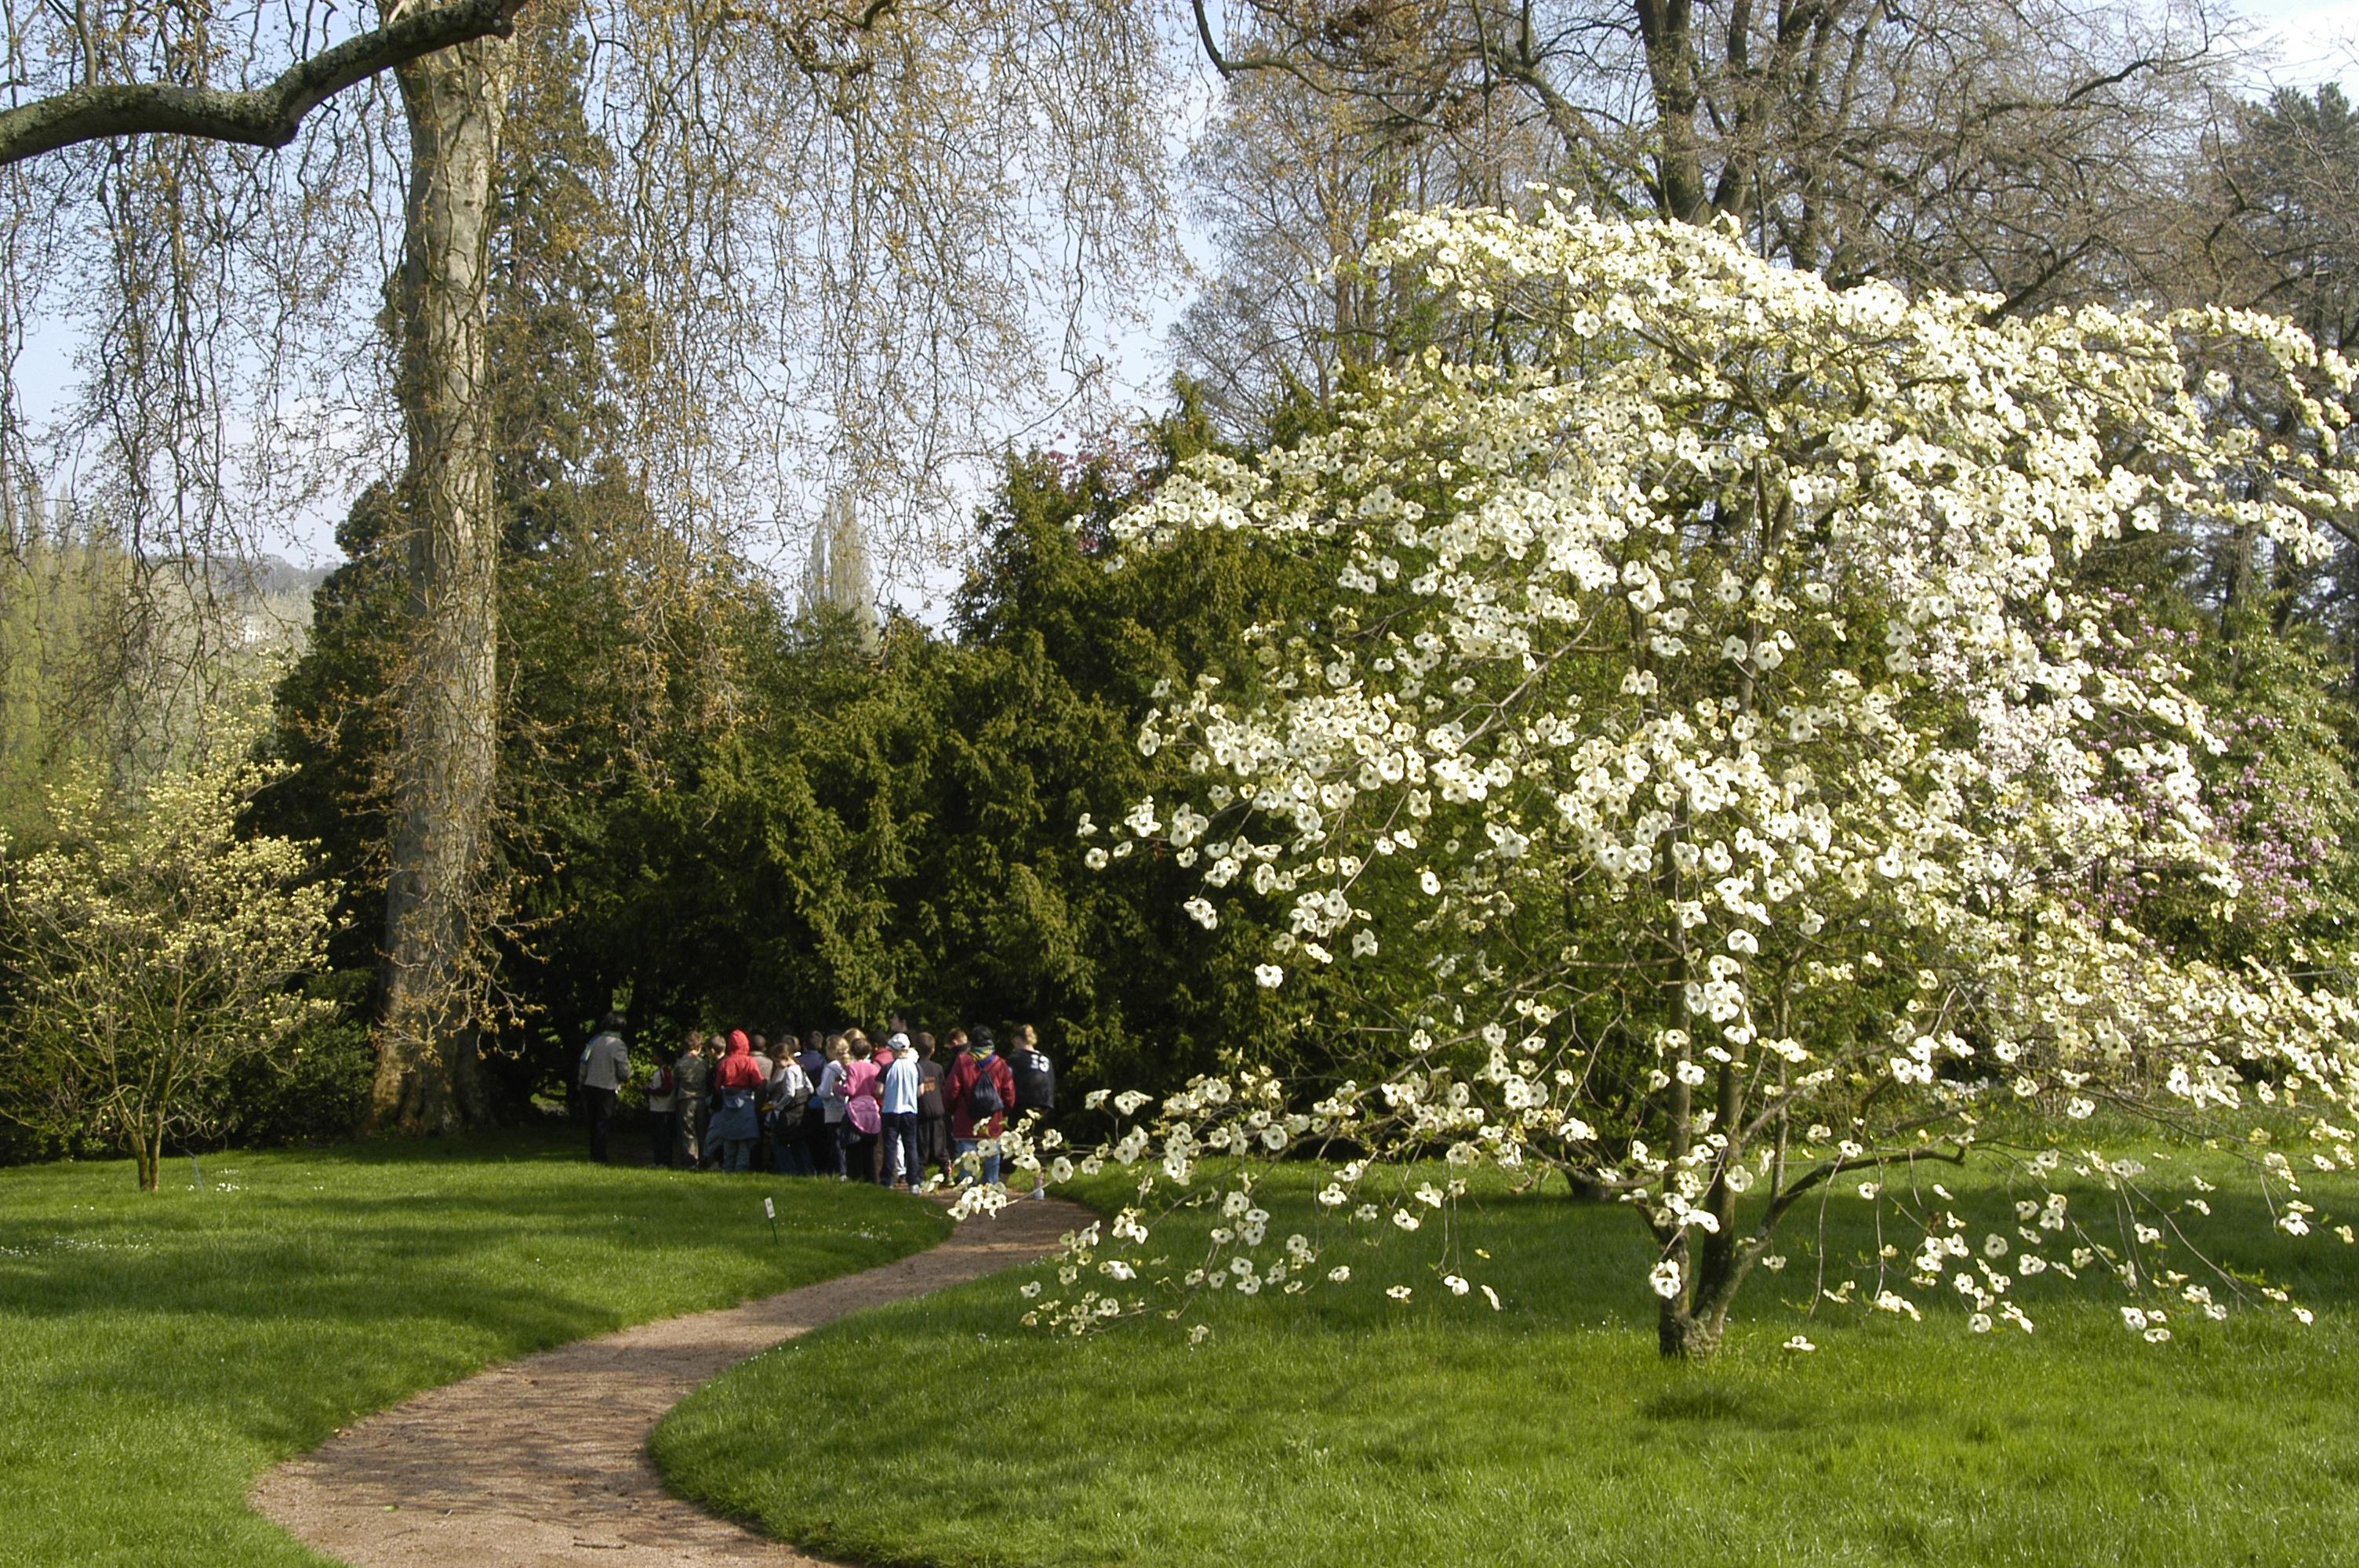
573, 1011, 1057, 1191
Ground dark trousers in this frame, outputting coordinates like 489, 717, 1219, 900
649, 1107, 674, 1166
697, 1100, 720, 1168
774, 1120, 815, 1175
918, 1111, 954, 1180
805, 1113, 839, 1176
583, 1086, 618, 1163
881, 1112, 921, 1188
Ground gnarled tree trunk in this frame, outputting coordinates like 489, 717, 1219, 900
371, 20, 511, 1134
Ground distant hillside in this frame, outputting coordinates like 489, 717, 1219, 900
209, 554, 336, 601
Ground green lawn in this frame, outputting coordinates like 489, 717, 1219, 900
0, 1128, 948, 1567
654, 1152, 2359, 1568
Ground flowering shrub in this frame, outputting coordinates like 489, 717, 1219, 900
959, 207, 2359, 1358
0, 695, 339, 1190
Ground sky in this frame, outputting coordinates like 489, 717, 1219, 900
2252, 0, 2359, 79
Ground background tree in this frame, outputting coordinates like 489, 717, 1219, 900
0, 0, 528, 165
2180, 85, 2359, 698
0, 691, 337, 1189
1173, 30, 1554, 434
1178, 0, 2245, 444
2201, 84, 2359, 354
1, 495, 130, 843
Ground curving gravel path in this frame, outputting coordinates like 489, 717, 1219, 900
250, 1196, 1085, 1567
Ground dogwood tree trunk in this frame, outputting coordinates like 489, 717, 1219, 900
371, 21, 511, 1133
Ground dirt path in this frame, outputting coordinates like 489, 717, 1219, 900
251, 1196, 1084, 1567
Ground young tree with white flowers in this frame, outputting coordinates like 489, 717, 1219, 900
0, 695, 338, 1190
968, 205, 2359, 1359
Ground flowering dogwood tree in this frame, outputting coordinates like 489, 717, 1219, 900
962, 207, 2359, 1358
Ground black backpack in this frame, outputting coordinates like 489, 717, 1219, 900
969, 1062, 1005, 1118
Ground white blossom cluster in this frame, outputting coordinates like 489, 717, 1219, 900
1025, 208, 2359, 1347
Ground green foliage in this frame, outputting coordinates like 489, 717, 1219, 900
0, 1129, 947, 1566
211, 970, 380, 1149
2161, 608, 2359, 963
262, 412, 1340, 1109
0, 524, 126, 845
2070, 535, 2359, 968
917, 433, 1336, 1088
256, 488, 405, 980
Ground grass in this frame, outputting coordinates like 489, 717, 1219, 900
0, 1127, 949, 1567
653, 1148, 2359, 1568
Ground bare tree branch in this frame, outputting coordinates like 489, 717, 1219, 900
0, 0, 530, 167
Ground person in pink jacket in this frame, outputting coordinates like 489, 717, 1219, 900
840, 1032, 884, 1183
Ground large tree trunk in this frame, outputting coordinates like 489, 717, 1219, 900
371, 24, 511, 1134
1635, 0, 1707, 223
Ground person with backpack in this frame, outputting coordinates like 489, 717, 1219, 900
766, 1042, 815, 1174
1009, 1024, 1057, 1199
576, 1014, 631, 1164
948, 1024, 1016, 1185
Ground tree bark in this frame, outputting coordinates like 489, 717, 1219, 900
1656, 1302, 1721, 1359
371, 22, 512, 1134
1635, 0, 1707, 223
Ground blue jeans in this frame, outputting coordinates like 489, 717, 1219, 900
957, 1136, 1001, 1186
722, 1138, 756, 1173
881, 1112, 921, 1187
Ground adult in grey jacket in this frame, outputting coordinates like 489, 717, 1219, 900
577, 1014, 631, 1164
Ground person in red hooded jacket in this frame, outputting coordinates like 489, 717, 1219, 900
709, 1029, 766, 1172
947, 1024, 1017, 1185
